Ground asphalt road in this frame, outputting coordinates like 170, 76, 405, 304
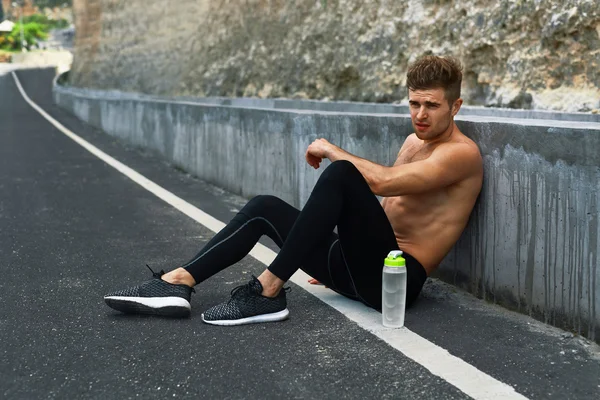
1, 68, 599, 399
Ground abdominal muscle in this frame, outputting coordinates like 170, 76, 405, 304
381, 191, 471, 275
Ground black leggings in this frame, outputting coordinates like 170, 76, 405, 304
182, 160, 427, 310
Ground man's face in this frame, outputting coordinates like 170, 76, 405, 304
408, 88, 461, 141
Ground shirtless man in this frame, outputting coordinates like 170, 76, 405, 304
104, 55, 483, 325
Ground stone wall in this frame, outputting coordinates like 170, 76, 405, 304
3, 0, 36, 18
2, 1, 71, 20
69, 0, 600, 112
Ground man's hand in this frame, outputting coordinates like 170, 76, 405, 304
305, 138, 334, 169
308, 277, 327, 288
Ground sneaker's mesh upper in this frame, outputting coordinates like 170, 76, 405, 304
203, 276, 287, 321
203, 298, 245, 320
105, 277, 193, 301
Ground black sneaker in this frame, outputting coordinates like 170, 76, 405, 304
201, 276, 289, 326
104, 265, 195, 317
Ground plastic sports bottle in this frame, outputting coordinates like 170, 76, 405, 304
382, 250, 407, 328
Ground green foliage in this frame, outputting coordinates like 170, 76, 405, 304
0, 14, 69, 51
23, 14, 54, 25
33, 1, 72, 8
0, 12, 70, 51
23, 14, 69, 30
0, 22, 48, 51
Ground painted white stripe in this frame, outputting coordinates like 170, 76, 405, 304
13, 71, 528, 400
201, 309, 290, 326
105, 296, 191, 310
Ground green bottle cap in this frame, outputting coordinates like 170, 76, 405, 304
384, 250, 406, 267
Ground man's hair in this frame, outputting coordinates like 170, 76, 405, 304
406, 55, 463, 104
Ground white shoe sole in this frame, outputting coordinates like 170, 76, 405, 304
201, 308, 289, 326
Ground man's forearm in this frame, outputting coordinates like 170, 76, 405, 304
326, 145, 387, 192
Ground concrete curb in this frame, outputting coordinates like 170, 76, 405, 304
49, 70, 600, 343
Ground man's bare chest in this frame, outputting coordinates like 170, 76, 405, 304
395, 144, 434, 166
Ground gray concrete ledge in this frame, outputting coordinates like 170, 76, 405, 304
57, 71, 600, 123
51, 71, 600, 343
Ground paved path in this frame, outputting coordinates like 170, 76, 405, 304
1, 68, 599, 399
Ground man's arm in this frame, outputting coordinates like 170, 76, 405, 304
306, 138, 482, 197
369, 142, 482, 196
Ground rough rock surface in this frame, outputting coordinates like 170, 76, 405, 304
69, 0, 600, 112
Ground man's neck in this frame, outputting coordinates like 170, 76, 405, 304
423, 120, 456, 146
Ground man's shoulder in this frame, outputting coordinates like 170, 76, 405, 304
446, 131, 482, 159
434, 135, 483, 175
405, 133, 419, 144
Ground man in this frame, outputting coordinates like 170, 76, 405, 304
104, 55, 483, 325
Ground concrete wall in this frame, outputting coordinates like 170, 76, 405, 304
53, 78, 600, 343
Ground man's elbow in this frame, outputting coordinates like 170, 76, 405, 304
370, 176, 397, 196
366, 175, 384, 196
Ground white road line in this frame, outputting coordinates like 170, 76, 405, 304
13, 71, 528, 400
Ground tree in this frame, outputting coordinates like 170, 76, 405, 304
0, 2, 4, 21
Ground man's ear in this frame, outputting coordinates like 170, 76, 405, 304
451, 98, 463, 117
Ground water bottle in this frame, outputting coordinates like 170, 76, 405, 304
382, 250, 407, 328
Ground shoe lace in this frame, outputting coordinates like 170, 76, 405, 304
228, 282, 252, 303
146, 264, 165, 279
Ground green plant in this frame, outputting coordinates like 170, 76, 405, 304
23, 14, 69, 31
23, 14, 52, 26
33, 1, 72, 8
0, 22, 48, 51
